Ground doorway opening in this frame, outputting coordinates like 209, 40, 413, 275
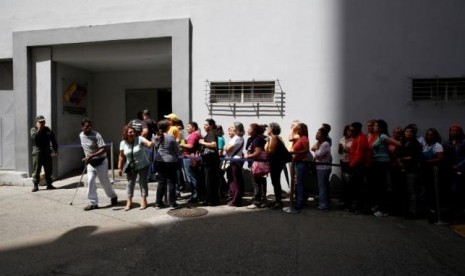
125, 88, 172, 123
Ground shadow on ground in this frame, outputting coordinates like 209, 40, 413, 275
1, 207, 465, 275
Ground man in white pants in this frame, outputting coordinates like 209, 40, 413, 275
79, 118, 118, 211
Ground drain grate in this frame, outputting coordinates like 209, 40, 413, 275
167, 207, 208, 218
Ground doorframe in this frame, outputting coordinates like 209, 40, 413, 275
13, 19, 192, 173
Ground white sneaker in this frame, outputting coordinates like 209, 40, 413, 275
373, 211, 389, 217
247, 203, 259, 209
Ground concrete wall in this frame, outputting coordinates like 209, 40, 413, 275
13, 19, 190, 174
3, 1, 465, 176
0, 90, 15, 169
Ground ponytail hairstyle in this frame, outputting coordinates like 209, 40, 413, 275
157, 119, 170, 143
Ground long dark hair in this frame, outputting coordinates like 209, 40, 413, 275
376, 119, 389, 136
157, 119, 170, 143
249, 123, 265, 137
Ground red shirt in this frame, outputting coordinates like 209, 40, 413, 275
182, 131, 201, 156
292, 136, 309, 161
349, 133, 368, 167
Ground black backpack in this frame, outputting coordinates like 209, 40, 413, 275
270, 138, 292, 164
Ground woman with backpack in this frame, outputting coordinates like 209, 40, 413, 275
266, 122, 292, 210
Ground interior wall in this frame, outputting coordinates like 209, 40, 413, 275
93, 69, 171, 163
55, 63, 94, 176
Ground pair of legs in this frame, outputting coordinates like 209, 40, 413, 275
316, 169, 331, 209
203, 162, 220, 206
183, 158, 203, 201
31, 152, 54, 191
294, 162, 308, 209
86, 158, 117, 206
155, 161, 178, 207
125, 165, 149, 210
227, 161, 245, 206
270, 162, 284, 207
252, 176, 267, 206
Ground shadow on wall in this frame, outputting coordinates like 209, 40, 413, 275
339, 1, 465, 131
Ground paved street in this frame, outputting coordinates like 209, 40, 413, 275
1, 174, 465, 276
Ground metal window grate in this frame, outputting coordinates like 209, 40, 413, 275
412, 78, 465, 102
205, 80, 286, 117
209, 81, 275, 103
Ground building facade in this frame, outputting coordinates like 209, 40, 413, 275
1, 0, 464, 178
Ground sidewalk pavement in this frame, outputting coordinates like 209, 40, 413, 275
1, 171, 465, 275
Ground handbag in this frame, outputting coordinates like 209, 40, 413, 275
123, 142, 138, 174
251, 151, 270, 177
88, 157, 105, 168
123, 161, 137, 174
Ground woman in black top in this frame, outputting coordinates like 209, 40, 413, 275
246, 123, 268, 209
199, 118, 220, 206
397, 125, 423, 218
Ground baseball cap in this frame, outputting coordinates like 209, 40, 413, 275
164, 113, 179, 122
143, 109, 150, 115
36, 115, 45, 122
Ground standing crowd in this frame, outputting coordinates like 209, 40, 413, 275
30, 113, 465, 222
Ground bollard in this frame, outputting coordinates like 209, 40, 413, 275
283, 162, 300, 213
433, 166, 448, 225
110, 142, 115, 183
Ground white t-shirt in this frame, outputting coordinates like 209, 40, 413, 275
225, 135, 244, 159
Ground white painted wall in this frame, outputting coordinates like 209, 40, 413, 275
2, 0, 465, 177
0, 90, 15, 169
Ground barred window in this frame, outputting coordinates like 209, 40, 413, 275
209, 81, 275, 103
412, 78, 465, 102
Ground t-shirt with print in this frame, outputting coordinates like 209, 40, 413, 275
247, 136, 266, 155
129, 119, 143, 135
120, 136, 149, 170
80, 130, 107, 159
422, 142, 444, 161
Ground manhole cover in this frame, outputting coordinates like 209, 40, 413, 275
167, 207, 208, 218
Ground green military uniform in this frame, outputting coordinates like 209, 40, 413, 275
30, 115, 58, 191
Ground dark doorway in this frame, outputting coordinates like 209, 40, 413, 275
125, 88, 172, 123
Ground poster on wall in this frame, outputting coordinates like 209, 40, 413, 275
63, 81, 88, 115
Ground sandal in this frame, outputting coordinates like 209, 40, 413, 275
124, 205, 131, 211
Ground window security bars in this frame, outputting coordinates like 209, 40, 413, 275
205, 80, 285, 117
412, 78, 465, 102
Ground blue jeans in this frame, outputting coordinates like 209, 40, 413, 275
183, 158, 201, 199
295, 162, 308, 208
144, 147, 156, 180
317, 169, 331, 209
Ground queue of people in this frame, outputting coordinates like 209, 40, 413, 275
30, 113, 465, 222
340, 121, 465, 223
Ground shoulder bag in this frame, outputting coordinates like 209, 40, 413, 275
123, 142, 137, 174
